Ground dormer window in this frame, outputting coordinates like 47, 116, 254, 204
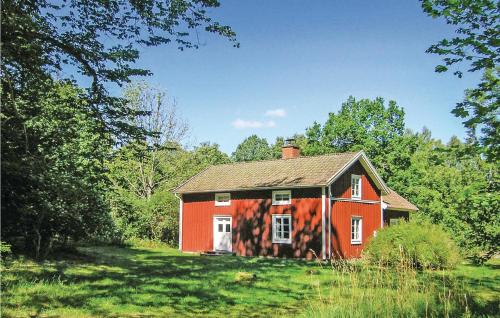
351, 175, 361, 199
215, 193, 231, 206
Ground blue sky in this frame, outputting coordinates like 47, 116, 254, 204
134, 0, 480, 154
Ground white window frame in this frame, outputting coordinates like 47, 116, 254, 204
215, 193, 231, 206
272, 214, 292, 244
351, 216, 362, 245
351, 174, 362, 200
272, 190, 292, 205
389, 218, 400, 226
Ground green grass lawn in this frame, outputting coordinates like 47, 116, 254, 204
1, 244, 498, 317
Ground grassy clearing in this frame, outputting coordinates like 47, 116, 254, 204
304, 259, 499, 318
1, 244, 498, 318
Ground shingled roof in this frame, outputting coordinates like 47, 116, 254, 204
383, 190, 418, 211
175, 151, 390, 195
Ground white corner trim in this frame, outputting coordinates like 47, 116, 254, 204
175, 193, 183, 251
380, 196, 384, 229
327, 186, 332, 259
321, 187, 326, 260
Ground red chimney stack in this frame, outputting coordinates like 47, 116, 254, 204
282, 139, 300, 159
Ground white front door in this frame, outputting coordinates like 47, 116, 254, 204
213, 216, 232, 252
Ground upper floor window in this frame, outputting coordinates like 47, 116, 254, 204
351, 216, 362, 244
351, 174, 361, 199
215, 193, 231, 206
272, 214, 292, 244
272, 190, 291, 205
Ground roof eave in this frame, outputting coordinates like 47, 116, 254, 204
175, 183, 327, 195
385, 206, 419, 212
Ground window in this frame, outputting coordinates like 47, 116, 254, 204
272, 190, 291, 205
272, 214, 292, 244
389, 218, 400, 226
351, 175, 361, 199
351, 217, 362, 244
215, 193, 231, 206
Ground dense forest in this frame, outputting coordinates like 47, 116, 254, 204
1, 0, 498, 263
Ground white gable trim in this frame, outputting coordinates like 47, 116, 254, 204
326, 151, 389, 195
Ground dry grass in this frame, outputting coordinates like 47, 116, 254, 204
304, 255, 498, 318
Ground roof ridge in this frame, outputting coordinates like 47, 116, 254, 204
209, 150, 362, 169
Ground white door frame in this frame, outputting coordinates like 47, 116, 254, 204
213, 216, 232, 252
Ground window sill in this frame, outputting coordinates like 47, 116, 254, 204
215, 202, 231, 207
351, 241, 362, 245
272, 202, 291, 206
351, 196, 361, 200
272, 240, 292, 244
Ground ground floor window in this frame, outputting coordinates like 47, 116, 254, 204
389, 218, 400, 226
272, 214, 292, 244
351, 217, 362, 244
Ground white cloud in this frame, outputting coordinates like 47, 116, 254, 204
231, 119, 276, 129
265, 108, 286, 118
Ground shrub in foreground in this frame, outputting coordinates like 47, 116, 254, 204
363, 220, 460, 269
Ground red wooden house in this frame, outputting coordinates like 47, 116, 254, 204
174, 143, 417, 259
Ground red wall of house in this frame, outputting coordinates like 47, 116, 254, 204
330, 162, 382, 258
182, 188, 325, 259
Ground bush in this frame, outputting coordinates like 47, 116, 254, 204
363, 220, 460, 270
1, 241, 12, 258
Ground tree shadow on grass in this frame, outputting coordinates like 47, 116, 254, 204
2, 246, 319, 317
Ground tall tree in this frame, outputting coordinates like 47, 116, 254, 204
303, 97, 406, 180
121, 82, 189, 199
232, 135, 273, 162
421, 0, 499, 161
108, 140, 229, 243
107, 83, 190, 242
2, 0, 237, 140
1, 80, 112, 258
388, 130, 499, 262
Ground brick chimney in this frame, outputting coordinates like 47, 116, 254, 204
282, 139, 300, 159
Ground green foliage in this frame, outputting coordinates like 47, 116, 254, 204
421, 0, 499, 161
1, 241, 12, 256
364, 221, 460, 270
387, 131, 499, 263
107, 86, 230, 246
232, 135, 273, 162
421, 0, 499, 76
108, 142, 230, 245
1, 80, 113, 258
453, 67, 499, 161
303, 96, 406, 180
2, 245, 498, 317
455, 188, 500, 264
2, 0, 237, 141
1, 0, 236, 258
301, 97, 499, 263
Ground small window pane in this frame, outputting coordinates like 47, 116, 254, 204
226, 224, 231, 232
218, 224, 223, 232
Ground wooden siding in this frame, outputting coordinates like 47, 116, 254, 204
182, 188, 324, 259
383, 210, 409, 226
330, 162, 381, 258
331, 161, 380, 201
